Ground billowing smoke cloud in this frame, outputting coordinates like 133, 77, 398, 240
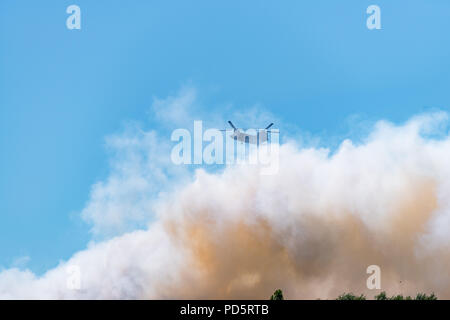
1, 104, 450, 299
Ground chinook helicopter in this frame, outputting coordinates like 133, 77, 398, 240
221, 121, 274, 145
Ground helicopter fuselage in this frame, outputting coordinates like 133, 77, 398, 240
230, 129, 269, 145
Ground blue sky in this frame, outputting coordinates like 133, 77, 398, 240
1, 0, 450, 274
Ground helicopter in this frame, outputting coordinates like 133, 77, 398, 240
221, 121, 274, 145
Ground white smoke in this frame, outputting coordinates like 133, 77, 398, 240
1, 100, 450, 299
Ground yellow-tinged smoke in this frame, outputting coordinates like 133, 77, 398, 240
159, 173, 441, 299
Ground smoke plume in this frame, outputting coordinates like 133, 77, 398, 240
1, 112, 450, 299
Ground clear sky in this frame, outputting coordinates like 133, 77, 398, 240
1, 0, 450, 274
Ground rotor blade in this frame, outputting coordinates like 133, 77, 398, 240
228, 121, 237, 130
265, 123, 274, 130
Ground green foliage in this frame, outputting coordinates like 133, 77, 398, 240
270, 289, 284, 300
415, 293, 437, 300
336, 293, 366, 300
346, 291, 437, 300
374, 291, 387, 300
390, 294, 411, 300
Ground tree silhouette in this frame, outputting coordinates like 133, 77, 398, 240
336, 293, 366, 300
337, 291, 438, 300
270, 289, 284, 300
